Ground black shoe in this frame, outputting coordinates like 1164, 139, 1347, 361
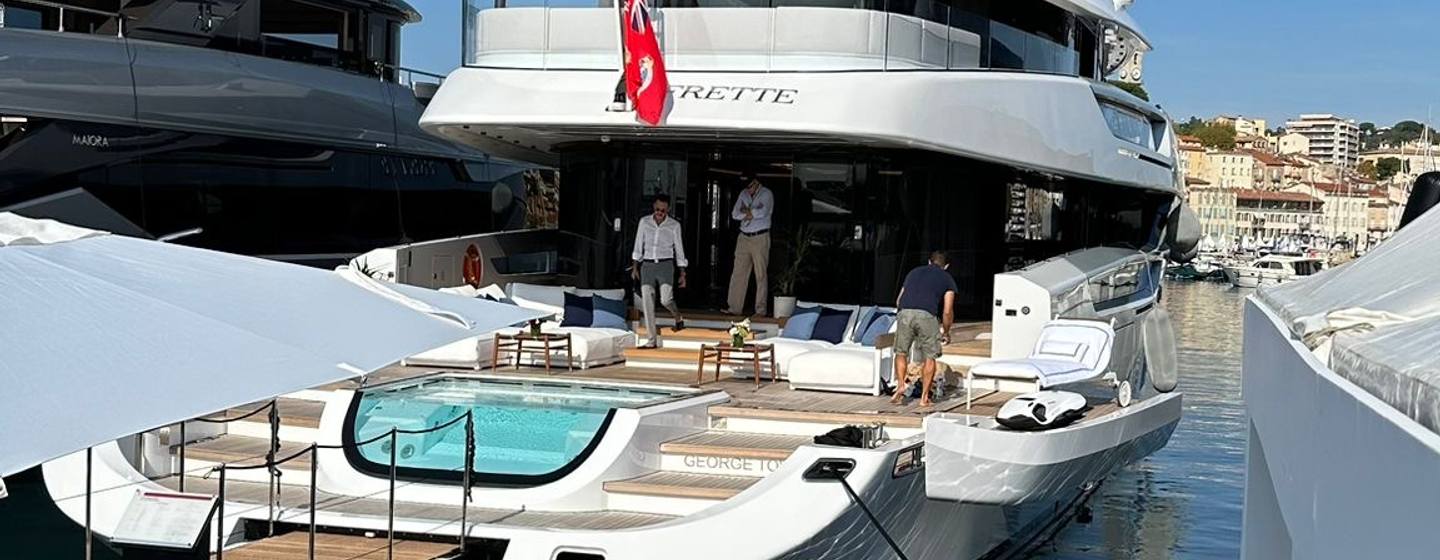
672, 319, 686, 332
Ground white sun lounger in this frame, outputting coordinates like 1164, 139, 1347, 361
965, 319, 1116, 408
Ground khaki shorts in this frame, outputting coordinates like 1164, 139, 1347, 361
894, 309, 942, 361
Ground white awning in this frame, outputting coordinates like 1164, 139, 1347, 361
0, 213, 546, 477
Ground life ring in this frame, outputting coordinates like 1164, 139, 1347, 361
462, 244, 483, 288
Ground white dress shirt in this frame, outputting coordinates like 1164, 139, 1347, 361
731, 186, 774, 233
632, 215, 688, 268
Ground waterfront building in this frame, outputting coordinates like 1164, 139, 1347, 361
1234, 190, 1324, 242
1367, 184, 1408, 245
1186, 179, 1237, 242
1284, 181, 1371, 247
1215, 115, 1267, 138
1277, 132, 1311, 156
1204, 151, 1257, 190
1235, 134, 1271, 153
1357, 144, 1440, 186
1284, 114, 1361, 169
1179, 136, 1209, 182
1247, 150, 1290, 190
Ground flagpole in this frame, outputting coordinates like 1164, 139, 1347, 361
613, 0, 629, 111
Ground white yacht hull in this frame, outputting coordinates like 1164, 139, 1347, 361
924, 393, 1182, 505
1225, 266, 1292, 288
1243, 298, 1440, 559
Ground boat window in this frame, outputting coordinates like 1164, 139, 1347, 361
1, 1, 46, 29
260, 0, 350, 68
466, 0, 1101, 77
1100, 103, 1155, 150
1, 0, 118, 34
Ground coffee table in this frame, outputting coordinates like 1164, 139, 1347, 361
492, 332, 574, 373
697, 342, 777, 386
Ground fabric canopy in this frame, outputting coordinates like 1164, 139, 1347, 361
1257, 206, 1440, 434
0, 213, 546, 477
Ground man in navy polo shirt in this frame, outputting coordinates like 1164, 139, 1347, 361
890, 251, 957, 407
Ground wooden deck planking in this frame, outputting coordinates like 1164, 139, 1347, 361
215, 532, 455, 560
661, 432, 809, 460
185, 434, 316, 470
203, 397, 326, 429
158, 476, 673, 531
603, 472, 758, 500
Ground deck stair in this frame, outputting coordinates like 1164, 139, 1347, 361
603, 428, 811, 516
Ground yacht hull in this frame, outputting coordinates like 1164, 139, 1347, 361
923, 393, 1182, 505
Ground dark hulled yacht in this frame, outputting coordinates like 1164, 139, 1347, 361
0, 0, 549, 265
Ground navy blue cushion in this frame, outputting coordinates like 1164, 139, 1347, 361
560, 292, 593, 327
780, 306, 820, 339
590, 295, 629, 330
860, 312, 895, 346
810, 306, 852, 344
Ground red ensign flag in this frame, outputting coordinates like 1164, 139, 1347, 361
623, 0, 669, 126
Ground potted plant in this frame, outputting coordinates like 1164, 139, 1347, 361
773, 226, 816, 318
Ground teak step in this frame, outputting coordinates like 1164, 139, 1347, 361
603, 471, 760, 501
661, 431, 808, 461
709, 405, 925, 429
632, 326, 740, 342
623, 346, 704, 362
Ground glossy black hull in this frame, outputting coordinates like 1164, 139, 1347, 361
0, 117, 537, 266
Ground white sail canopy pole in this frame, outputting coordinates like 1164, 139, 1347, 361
0, 213, 546, 477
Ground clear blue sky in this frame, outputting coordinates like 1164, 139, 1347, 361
402, 0, 1437, 128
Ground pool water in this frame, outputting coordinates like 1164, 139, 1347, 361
351, 377, 682, 478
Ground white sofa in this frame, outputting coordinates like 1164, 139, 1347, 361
730, 302, 895, 395
728, 302, 861, 381
403, 283, 635, 370
785, 305, 898, 396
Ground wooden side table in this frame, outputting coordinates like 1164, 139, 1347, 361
697, 343, 777, 386
492, 332, 574, 373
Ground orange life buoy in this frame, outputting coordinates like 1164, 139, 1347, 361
462, 244, 483, 288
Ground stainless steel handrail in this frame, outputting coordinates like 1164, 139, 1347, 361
209, 410, 477, 560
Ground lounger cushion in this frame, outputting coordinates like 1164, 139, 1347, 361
780, 305, 820, 339
590, 295, 629, 330
560, 292, 594, 327
968, 359, 1095, 388
810, 306, 852, 344
539, 325, 636, 365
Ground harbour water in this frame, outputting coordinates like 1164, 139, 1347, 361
0, 280, 1249, 559
1034, 280, 1247, 559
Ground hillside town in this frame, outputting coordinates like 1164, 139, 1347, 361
1177, 113, 1431, 255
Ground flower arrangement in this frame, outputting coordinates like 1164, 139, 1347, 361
727, 319, 752, 347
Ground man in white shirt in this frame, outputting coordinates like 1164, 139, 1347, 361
631, 194, 688, 348
726, 177, 774, 316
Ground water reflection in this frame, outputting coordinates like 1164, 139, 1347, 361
1032, 281, 1247, 559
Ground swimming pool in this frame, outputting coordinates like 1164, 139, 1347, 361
344, 376, 687, 484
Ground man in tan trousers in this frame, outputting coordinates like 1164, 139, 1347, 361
725, 177, 774, 316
